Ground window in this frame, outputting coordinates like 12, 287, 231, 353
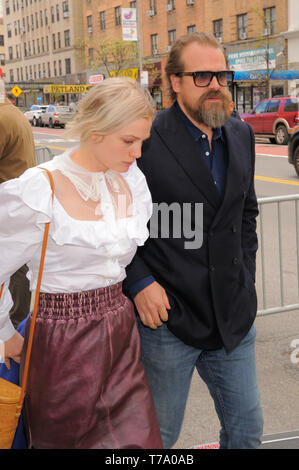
88, 48, 94, 66
57, 32, 61, 48
150, 0, 156, 14
100, 11, 106, 30
51, 6, 55, 23
266, 100, 280, 113
5, 1, 10, 15
237, 13, 247, 40
54, 60, 57, 76
0, 36, 4, 46
168, 29, 176, 45
62, 1, 69, 17
65, 58, 71, 74
87, 15, 92, 34
64, 29, 70, 47
151, 34, 158, 54
167, 0, 175, 11
56, 4, 60, 22
187, 25, 196, 34
7, 24, 12, 38
130, 1, 136, 7
0, 54, 5, 66
10, 70, 14, 82
44, 9, 48, 26
115, 6, 121, 26
8, 47, 13, 60
284, 98, 299, 112
40, 11, 43, 27
58, 60, 62, 75
213, 19, 223, 42
52, 33, 56, 50
264, 7, 276, 35
254, 101, 267, 114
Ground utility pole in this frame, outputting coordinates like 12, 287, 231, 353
136, 0, 143, 81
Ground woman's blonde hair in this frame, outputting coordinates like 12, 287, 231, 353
66, 77, 156, 142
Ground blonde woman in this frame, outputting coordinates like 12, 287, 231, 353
0, 78, 162, 449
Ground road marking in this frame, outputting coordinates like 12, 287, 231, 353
255, 175, 299, 186
261, 436, 299, 444
35, 143, 67, 151
256, 153, 288, 159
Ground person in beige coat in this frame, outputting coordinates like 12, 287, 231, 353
0, 87, 36, 330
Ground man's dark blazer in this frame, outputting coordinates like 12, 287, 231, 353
124, 103, 259, 352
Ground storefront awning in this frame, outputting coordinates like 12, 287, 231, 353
234, 70, 299, 81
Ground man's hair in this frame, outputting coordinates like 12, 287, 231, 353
165, 32, 229, 103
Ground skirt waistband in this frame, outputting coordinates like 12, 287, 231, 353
37, 282, 125, 320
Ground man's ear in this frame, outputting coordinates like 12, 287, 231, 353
170, 74, 181, 94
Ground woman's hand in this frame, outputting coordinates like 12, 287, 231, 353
4, 331, 24, 369
134, 281, 171, 329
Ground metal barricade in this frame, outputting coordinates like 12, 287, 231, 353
257, 194, 299, 316
35, 146, 54, 165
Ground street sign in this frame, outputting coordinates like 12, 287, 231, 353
11, 85, 23, 98
89, 74, 104, 84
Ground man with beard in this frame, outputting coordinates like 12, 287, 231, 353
123, 32, 263, 449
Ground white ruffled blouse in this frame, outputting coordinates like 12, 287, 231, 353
0, 148, 152, 341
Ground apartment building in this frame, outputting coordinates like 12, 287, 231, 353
3, 0, 85, 105
82, 0, 289, 109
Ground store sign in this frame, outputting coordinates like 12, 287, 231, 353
122, 8, 137, 41
43, 85, 92, 94
89, 74, 104, 84
227, 47, 276, 71
109, 68, 138, 80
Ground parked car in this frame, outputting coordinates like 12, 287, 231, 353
24, 104, 48, 127
288, 125, 299, 176
40, 105, 75, 128
240, 96, 299, 145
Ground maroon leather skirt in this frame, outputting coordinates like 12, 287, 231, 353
20, 282, 162, 449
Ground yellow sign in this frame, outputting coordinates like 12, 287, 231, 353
11, 85, 23, 98
43, 84, 93, 94
109, 68, 138, 80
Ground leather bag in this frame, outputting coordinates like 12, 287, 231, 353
0, 168, 54, 449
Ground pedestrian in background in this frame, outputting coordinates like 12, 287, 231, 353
0, 77, 36, 330
124, 32, 263, 449
0, 77, 162, 449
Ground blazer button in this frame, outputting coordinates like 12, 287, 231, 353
232, 257, 239, 264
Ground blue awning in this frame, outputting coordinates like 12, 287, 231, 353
234, 70, 299, 81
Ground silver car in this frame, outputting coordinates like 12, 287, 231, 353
24, 105, 48, 127
40, 105, 75, 128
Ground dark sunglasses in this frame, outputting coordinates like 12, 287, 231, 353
175, 70, 235, 87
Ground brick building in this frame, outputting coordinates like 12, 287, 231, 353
2, 0, 293, 109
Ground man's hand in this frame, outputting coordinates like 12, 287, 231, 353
4, 331, 24, 369
134, 281, 171, 329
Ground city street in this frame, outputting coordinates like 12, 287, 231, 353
33, 128, 299, 449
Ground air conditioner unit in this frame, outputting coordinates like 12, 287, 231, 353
166, 5, 173, 12
187, 0, 195, 5
63, 11, 69, 18
147, 10, 155, 17
87, 27, 93, 34
152, 48, 158, 55
262, 28, 271, 36
239, 31, 247, 40
166, 45, 172, 52
20, 27, 25, 34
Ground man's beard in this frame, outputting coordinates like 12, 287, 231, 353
182, 89, 232, 129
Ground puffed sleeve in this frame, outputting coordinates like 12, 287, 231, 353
0, 168, 52, 341
123, 161, 153, 245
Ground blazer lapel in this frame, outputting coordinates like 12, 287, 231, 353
154, 106, 222, 209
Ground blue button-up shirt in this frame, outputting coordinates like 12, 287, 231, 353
127, 103, 228, 298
